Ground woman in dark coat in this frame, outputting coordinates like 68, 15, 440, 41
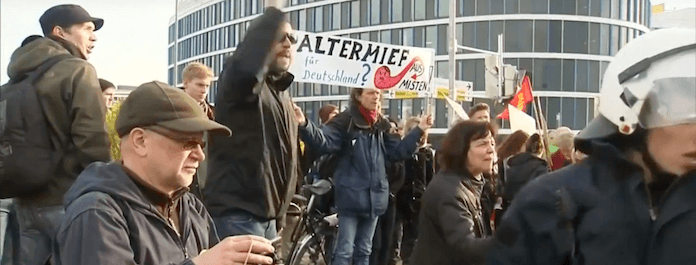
410, 121, 497, 265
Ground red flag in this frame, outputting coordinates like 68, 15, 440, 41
497, 76, 533, 119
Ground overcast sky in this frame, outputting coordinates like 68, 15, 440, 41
0, 0, 174, 86
1, 0, 693, 86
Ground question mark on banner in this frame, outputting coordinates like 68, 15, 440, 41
361, 64, 371, 86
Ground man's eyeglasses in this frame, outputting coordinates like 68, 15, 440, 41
279, 32, 298, 45
144, 126, 206, 150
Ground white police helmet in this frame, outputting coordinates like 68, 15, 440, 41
577, 28, 696, 140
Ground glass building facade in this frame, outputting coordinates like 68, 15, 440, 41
168, 0, 651, 134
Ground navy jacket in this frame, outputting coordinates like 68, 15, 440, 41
54, 162, 216, 265
489, 140, 696, 265
299, 105, 423, 218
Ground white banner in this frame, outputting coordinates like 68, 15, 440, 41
290, 31, 436, 93
508, 105, 537, 136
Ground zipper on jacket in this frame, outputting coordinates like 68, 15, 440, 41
642, 182, 657, 221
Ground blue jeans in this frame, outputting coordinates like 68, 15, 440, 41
213, 210, 277, 240
332, 213, 379, 265
0, 199, 13, 264
2, 203, 64, 265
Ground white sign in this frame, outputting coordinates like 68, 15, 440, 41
433, 78, 473, 102
290, 31, 436, 92
508, 105, 537, 136
442, 92, 470, 122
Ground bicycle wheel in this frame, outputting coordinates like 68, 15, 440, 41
287, 234, 327, 265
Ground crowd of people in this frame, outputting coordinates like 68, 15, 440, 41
0, 1, 695, 265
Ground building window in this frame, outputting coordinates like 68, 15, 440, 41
299, 8, 307, 31
564, 21, 589, 54
352, 1, 361, 27
403, 0, 413, 22
589, 23, 600, 55
490, 21, 504, 51
333, 3, 341, 30
371, 0, 381, 25
505, 20, 533, 52
426, 0, 436, 19
477, 0, 489, 15
562, 59, 575, 91
414, 26, 425, 47
315, 7, 323, 32
475, 21, 489, 50
491, 0, 504, 14
393, 0, 403, 22
341, 2, 351, 28
392, 29, 403, 45
436, 61, 449, 78
381, 30, 391, 44
462, 0, 475, 16
461, 22, 475, 53
437, 24, 447, 55
426, 25, 437, 51
414, 0, 426, 20
505, 0, 519, 14
403, 27, 414, 46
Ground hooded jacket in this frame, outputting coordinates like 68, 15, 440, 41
410, 170, 494, 265
299, 105, 423, 218
206, 7, 299, 220
4, 37, 110, 205
501, 152, 549, 204
489, 140, 696, 265
54, 162, 216, 265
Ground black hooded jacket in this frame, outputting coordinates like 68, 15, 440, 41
500, 152, 549, 205
205, 7, 299, 220
54, 162, 217, 265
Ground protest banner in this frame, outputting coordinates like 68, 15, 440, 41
289, 31, 436, 93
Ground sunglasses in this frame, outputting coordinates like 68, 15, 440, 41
279, 32, 298, 44
144, 126, 206, 150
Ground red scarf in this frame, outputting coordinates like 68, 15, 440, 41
359, 105, 378, 125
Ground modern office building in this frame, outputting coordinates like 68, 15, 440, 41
168, 0, 651, 136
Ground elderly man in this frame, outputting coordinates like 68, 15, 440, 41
54, 81, 276, 265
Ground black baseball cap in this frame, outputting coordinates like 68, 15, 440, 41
39, 4, 103, 36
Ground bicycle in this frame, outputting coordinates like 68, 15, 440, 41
285, 179, 338, 265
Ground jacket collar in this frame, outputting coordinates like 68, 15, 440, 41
120, 163, 189, 218
349, 104, 390, 131
266, 71, 294, 92
48, 36, 85, 60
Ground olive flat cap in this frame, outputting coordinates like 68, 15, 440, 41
116, 81, 231, 137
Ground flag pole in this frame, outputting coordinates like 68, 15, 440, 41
530, 84, 553, 170
447, 0, 457, 124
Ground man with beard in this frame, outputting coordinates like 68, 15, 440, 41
205, 0, 300, 240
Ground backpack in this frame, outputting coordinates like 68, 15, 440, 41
0, 54, 73, 199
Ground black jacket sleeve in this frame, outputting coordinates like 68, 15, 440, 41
435, 190, 494, 263
217, 7, 286, 106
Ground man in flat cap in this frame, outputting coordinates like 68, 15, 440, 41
54, 81, 277, 265
1, 5, 109, 264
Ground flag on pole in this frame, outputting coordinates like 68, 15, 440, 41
497, 75, 533, 119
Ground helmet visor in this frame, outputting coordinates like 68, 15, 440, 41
639, 77, 696, 129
